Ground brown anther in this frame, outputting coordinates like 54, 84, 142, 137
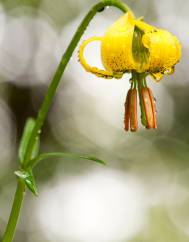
141, 87, 157, 129
124, 89, 131, 131
124, 89, 138, 132
148, 88, 157, 129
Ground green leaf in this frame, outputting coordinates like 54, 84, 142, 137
15, 169, 38, 196
29, 152, 106, 168
132, 25, 150, 68
18, 118, 40, 165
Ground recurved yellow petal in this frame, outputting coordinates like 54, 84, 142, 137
79, 11, 182, 81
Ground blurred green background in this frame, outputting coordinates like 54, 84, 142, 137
0, 0, 189, 241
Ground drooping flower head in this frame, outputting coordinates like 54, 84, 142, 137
79, 11, 181, 131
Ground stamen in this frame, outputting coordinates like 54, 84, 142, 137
124, 89, 131, 131
130, 89, 138, 132
148, 88, 157, 129
124, 89, 138, 132
141, 87, 157, 129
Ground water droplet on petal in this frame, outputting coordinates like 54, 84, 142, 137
151, 72, 163, 82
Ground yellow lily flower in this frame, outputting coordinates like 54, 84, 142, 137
79, 11, 181, 131
79, 11, 181, 81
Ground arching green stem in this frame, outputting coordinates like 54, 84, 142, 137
23, 0, 131, 168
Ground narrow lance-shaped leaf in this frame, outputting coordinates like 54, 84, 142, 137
29, 152, 106, 168
15, 168, 38, 196
18, 118, 40, 165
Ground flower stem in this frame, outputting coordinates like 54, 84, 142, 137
2, 180, 25, 242
23, 0, 131, 168
2, 1, 131, 241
